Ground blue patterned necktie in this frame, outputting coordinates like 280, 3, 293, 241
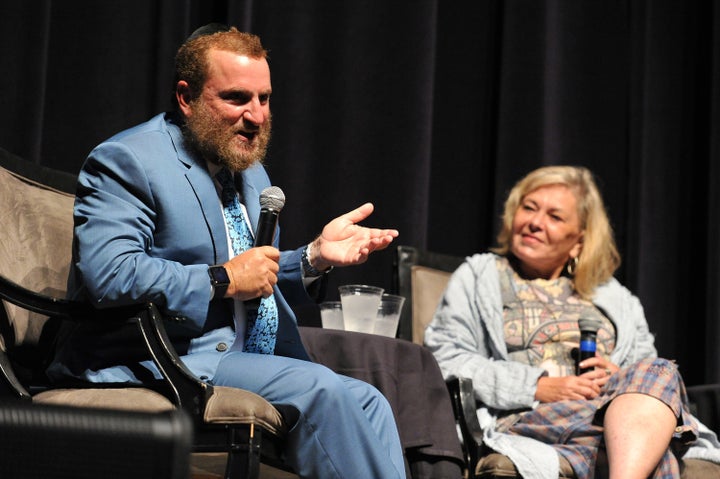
216, 168, 278, 354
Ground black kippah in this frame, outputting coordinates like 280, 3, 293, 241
187, 23, 231, 41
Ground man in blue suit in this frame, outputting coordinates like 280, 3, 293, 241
49, 25, 406, 478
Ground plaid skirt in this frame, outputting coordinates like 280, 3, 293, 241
500, 358, 698, 478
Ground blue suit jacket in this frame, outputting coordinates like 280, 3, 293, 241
50, 113, 312, 383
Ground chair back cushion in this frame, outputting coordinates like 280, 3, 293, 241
0, 163, 74, 347
394, 245, 464, 343
410, 265, 452, 345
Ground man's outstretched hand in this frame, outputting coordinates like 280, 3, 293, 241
308, 203, 399, 272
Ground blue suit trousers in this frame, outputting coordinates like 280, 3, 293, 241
212, 352, 406, 478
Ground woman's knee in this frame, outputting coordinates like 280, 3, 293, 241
615, 357, 685, 415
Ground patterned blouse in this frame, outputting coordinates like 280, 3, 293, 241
496, 256, 616, 377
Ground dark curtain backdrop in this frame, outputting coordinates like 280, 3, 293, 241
2, 0, 720, 386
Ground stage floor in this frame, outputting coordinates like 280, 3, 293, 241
191, 453, 298, 479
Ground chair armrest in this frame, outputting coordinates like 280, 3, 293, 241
0, 274, 212, 421
0, 274, 152, 323
686, 383, 720, 435
134, 302, 213, 420
0, 274, 135, 400
0, 275, 97, 319
446, 377, 484, 469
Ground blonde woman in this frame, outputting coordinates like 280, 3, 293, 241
425, 166, 720, 479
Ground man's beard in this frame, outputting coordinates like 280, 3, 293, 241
183, 100, 272, 172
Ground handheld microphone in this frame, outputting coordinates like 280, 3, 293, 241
246, 186, 285, 309
254, 186, 285, 246
575, 318, 601, 375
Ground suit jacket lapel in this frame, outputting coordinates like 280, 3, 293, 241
166, 115, 230, 264
240, 169, 261, 236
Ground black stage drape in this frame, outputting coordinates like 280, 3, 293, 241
2, 0, 720, 386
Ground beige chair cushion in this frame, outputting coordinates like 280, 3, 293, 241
475, 452, 720, 478
475, 453, 575, 478
35, 385, 287, 437
682, 458, 720, 478
203, 386, 286, 437
34, 388, 175, 413
410, 265, 452, 345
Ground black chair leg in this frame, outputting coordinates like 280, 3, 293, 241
223, 426, 262, 479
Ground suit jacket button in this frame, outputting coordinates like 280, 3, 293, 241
216, 342, 228, 352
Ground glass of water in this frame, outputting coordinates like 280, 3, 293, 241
338, 284, 384, 334
319, 301, 344, 330
374, 294, 405, 338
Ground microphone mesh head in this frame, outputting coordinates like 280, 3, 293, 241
578, 318, 601, 333
259, 186, 285, 211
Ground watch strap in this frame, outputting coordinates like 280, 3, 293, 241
208, 265, 231, 300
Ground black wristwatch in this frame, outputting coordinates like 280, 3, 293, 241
208, 265, 231, 300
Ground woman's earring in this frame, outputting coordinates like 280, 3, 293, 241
567, 256, 579, 276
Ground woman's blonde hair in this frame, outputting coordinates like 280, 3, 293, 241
491, 165, 621, 298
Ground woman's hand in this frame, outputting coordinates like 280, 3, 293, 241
535, 357, 620, 402
535, 376, 601, 402
577, 356, 619, 389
